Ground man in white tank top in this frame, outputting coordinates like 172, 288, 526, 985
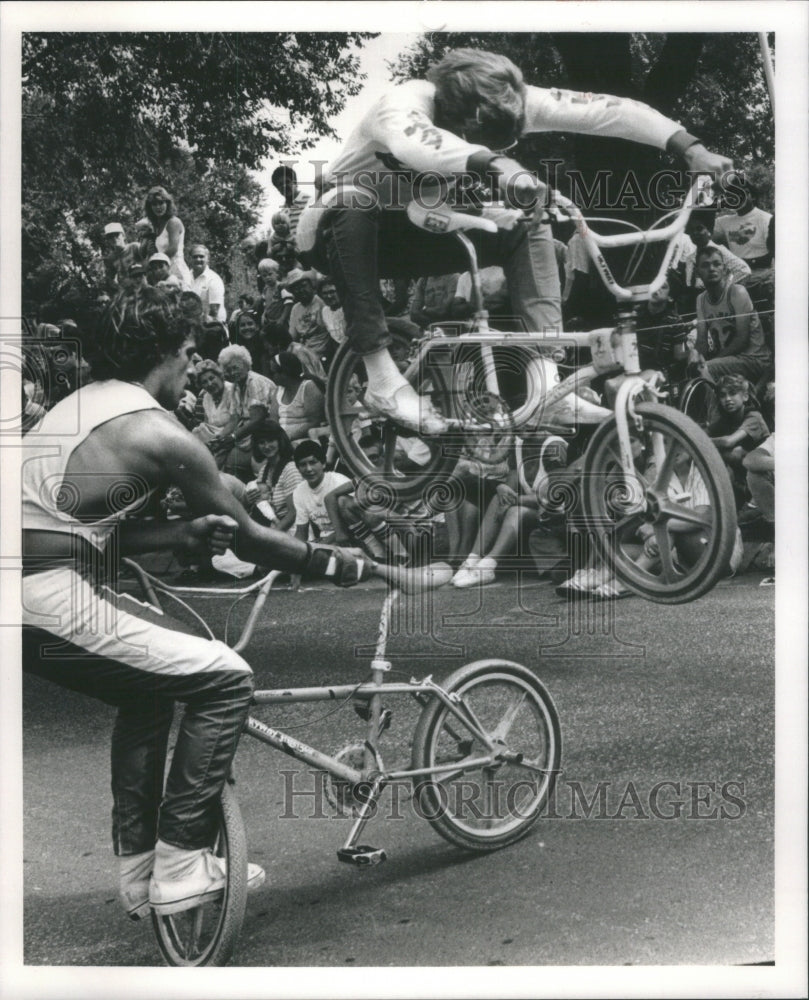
22, 286, 375, 921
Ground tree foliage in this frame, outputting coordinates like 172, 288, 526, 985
22, 32, 375, 310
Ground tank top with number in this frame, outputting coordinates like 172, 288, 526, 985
696, 282, 770, 361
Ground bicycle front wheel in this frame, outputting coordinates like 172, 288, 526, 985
326, 340, 457, 505
582, 401, 736, 604
411, 661, 561, 852
151, 782, 248, 967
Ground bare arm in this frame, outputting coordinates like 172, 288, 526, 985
716, 286, 752, 357
162, 217, 184, 259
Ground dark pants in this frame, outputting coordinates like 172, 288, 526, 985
303, 206, 562, 356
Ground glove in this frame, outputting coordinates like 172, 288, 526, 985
304, 543, 373, 588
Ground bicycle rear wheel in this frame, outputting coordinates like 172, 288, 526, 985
411, 660, 561, 852
582, 402, 736, 604
679, 377, 716, 430
151, 782, 247, 967
326, 339, 458, 505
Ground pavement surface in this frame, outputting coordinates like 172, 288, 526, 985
18, 564, 776, 972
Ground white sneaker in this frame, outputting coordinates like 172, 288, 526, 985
212, 549, 257, 579
453, 556, 497, 588
451, 554, 480, 587
364, 385, 448, 435
119, 849, 154, 921
149, 841, 265, 916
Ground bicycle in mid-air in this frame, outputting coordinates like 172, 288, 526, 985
122, 559, 562, 967
325, 175, 737, 605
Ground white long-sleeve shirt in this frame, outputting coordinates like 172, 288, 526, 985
322, 79, 685, 209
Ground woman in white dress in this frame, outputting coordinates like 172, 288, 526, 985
144, 186, 193, 289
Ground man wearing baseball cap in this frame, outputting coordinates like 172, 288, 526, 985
147, 252, 172, 287
284, 269, 334, 367
101, 221, 144, 292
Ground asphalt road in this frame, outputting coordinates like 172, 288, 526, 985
20, 569, 774, 969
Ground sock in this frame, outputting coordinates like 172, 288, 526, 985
362, 348, 410, 396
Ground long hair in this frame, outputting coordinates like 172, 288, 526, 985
252, 418, 295, 485
143, 186, 177, 232
84, 286, 190, 382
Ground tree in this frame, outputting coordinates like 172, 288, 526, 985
22, 32, 376, 310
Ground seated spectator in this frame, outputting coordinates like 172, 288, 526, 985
258, 258, 293, 353
695, 246, 772, 382
707, 374, 770, 505
269, 210, 297, 262
147, 252, 175, 287
198, 320, 230, 363
231, 309, 265, 373
21, 383, 46, 434
562, 230, 615, 329
634, 271, 691, 379
451, 437, 569, 587
291, 440, 352, 545
211, 345, 278, 481
243, 420, 302, 532
272, 350, 325, 443
285, 268, 335, 369
443, 449, 512, 568
190, 359, 239, 468
452, 266, 511, 322
740, 434, 774, 544
319, 278, 346, 348
228, 293, 255, 337
410, 273, 461, 329
683, 210, 751, 289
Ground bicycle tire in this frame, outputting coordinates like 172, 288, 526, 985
326, 339, 458, 505
411, 660, 561, 852
679, 377, 716, 430
151, 781, 248, 967
582, 401, 736, 604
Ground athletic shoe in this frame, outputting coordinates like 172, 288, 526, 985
149, 841, 265, 916
119, 849, 155, 921
363, 386, 448, 435
452, 556, 497, 589
554, 568, 602, 597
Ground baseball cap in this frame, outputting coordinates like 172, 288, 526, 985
148, 252, 171, 265
103, 222, 124, 236
283, 268, 312, 288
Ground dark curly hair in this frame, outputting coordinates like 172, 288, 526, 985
84, 286, 191, 382
143, 185, 177, 232
251, 418, 295, 482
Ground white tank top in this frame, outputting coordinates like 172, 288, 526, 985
155, 221, 193, 288
22, 380, 164, 546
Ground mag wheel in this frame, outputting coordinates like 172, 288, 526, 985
411, 661, 561, 851
326, 339, 459, 505
582, 401, 736, 604
151, 782, 247, 967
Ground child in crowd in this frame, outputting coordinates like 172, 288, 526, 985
269, 210, 297, 261
243, 420, 302, 532
707, 374, 770, 506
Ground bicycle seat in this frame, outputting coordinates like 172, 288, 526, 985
407, 202, 504, 235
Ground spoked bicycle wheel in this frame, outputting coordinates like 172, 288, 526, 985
679, 377, 717, 430
326, 339, 458, 505
411, 660, 562, 851
582, 402, 736, 604
151, 782, 248, 967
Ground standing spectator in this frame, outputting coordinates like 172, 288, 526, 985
285, 269, 334, 368
258, 258, 294, 353
190, 246, 227, 324
144, 185, 192, 289
210, 345, 278, 481
695, 246, 772, 382
713, 172, 774, 272
271, 165, 309, 253
410, 273, 461, 329
101, 222, 142, 292
272, 351, 326, 443
319, 278, 346, 347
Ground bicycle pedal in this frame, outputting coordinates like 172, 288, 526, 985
337, 846, 387, 867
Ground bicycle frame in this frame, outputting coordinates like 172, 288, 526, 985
122, 561, 525, 856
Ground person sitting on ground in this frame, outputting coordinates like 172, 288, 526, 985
210, 345, 278, 481
707, 374, 770, 506
740, 434, 774, 545
231, 309, 265, 374
285, 268, 335, 369
257, 258, 294, 353
680, 209, 751, 311
452, 436, 569, 588
291, 439, 353, 546
319, 277, 346, 348
190, 358, 239, 468
271, 350, 325, 443
243, 420, 303, 532
21, 285, 376, 922
694, 245, 772, 383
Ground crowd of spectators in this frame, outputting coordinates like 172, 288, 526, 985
20, 163, 775, 589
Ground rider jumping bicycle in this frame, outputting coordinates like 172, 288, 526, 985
298, 47, 733, 433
